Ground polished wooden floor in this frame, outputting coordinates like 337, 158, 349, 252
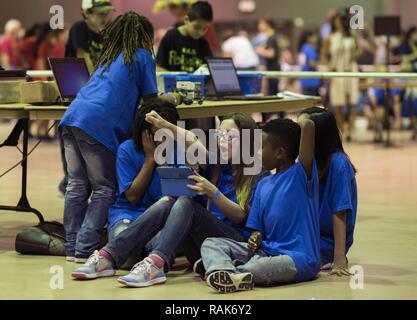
1, 120, 417, 300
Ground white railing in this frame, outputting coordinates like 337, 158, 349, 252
26, 69, 417, 80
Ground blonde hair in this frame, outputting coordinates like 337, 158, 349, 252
5, 19, 21, 34
210, 112, 259, 215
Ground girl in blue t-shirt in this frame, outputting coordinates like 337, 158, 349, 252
72, 113, 268, 287
300, 107, 358, 276
59, 12, 182, 262
107, 99, 180, 268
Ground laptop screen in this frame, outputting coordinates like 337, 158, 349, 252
48, 58, 90, 100
206, 58, 242, 96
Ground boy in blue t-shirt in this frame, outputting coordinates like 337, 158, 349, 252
200, 117, 321, 293
59, 12, 182, 263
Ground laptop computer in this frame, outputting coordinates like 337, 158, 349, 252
48, 58, 90, 105
206, 57, 283, 101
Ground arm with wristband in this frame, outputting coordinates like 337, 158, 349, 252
159, 92, 183, 106
187, 174, 248, 225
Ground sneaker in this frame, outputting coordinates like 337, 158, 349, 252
66, 256, 75, 262
206, 271, 254, 294
71, 251, 115, 280
193, 258, 206, 279
117, 257, 166, 288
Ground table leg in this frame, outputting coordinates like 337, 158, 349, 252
0, 119, 45, 224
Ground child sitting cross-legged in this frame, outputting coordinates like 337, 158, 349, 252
200, 117, 321, 293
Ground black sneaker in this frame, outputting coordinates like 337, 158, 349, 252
193, 258, 206, 279
206, 270, 254, 294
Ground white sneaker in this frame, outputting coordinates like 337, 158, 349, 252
117, 257, 166, 288
72, 251, 115, 280
66, 256, 75, 262
207, 271, 254, 294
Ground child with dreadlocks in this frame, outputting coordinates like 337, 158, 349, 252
59, 12, 182, 263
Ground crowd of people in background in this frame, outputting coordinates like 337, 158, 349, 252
214, 8, 417, 142
1, 5, 417, 142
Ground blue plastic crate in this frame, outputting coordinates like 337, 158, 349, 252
160, 74, 209, 95
238, 73, 263, 95
402, 96, 417, 117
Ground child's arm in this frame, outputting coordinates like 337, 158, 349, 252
157, 93, 182, 106
255, 46, 275, 59
298, 115, 315, 179
124, 130, 156, 204
331, 211, 351, 276
145, 110, 208, 159
188, 175, 248, 225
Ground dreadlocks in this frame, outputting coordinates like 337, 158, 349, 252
95, 11, 155, 75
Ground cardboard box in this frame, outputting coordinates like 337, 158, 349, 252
20, 81, 60, 104
0, 80, 24, 104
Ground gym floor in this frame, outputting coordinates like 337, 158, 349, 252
1, 120, 417, 300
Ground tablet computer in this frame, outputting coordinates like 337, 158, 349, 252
157, 166, 197, 197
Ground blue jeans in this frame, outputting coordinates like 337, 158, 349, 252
61, 125, 116, 257
58, 130, 68, 194
104, 196, 246, 270
151, 197, 246, 268
104, 196, 177, 269
109, 219, 158, 270
201, 237, 298, 286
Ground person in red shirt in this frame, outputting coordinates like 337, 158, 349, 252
50, 27, 69, 59
0, 19, 24, 69
17, 24, 42, 70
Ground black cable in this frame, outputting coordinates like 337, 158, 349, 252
0, 121, 58, 179
0, 119, 24, 148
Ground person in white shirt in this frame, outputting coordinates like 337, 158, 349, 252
222, 30, 259, 70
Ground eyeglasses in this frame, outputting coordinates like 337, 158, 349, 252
214, 130, 240, 141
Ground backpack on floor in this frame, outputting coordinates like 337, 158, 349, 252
15, 221, 66, 256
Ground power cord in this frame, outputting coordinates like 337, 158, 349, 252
0, 121, 58, 179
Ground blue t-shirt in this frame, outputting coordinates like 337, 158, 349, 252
246, 161, 321, 282
207, 164, 269, 239
107, 139, 162, 230
59, 49, 158, 154
319, 152, 357, 264
300, 44, 320, 89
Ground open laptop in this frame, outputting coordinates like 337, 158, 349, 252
206, 57, 283, 101
48, 58, 90, 105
